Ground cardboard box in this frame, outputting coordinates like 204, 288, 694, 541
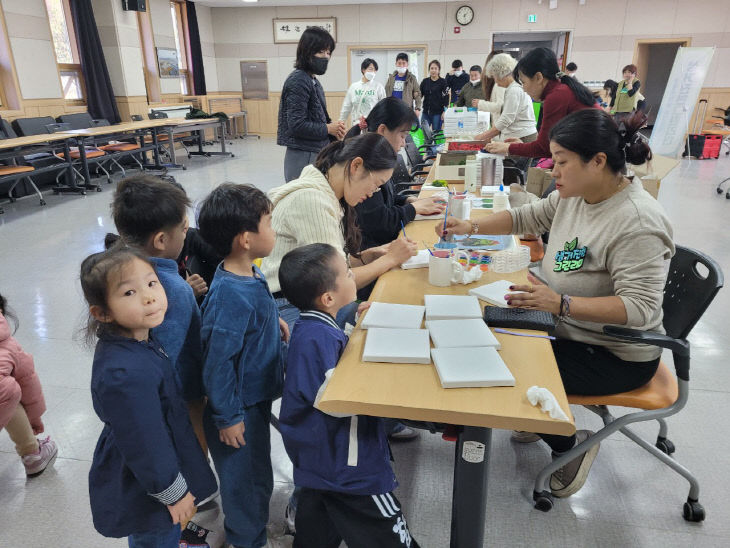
526, 167, 554, 197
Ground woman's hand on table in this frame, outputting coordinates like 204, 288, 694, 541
474, 131, 491, 143
412, 196, 446, 215
386, 237, 418, 265
505, 273, 561, 315
485, 141, 511, 155
435, 216, 471, 238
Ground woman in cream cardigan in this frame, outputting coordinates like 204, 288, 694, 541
472, 51, 506, 124
261, 132, 417, 329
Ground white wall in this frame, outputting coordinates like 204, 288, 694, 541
210, 0, 730, 93
2, 0, 62, 99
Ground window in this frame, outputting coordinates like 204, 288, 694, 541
170, 1, 192, 95
45, 0, 85, 102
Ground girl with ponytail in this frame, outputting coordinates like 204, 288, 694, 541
345, 98, 445, 250
261, 132, 418, 329
486, 47, 597, 159
440, 107, 673, 499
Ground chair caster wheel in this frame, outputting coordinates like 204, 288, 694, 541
231, 153, 235, 157
107, 179, 112, 185
182, 166, 187, 170
533, 490, 553, 512
96, 187, 102, 192
8, 197, 15, 203
40, 199, 46, 206
718, 187, 724, 194
656, 436, 675, 455
683, 499, 705, 522
53, 190, 60, 195
188, 154, 192, 159
81, 190, 87, 195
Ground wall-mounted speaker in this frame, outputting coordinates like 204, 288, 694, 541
122, 0, 146, 12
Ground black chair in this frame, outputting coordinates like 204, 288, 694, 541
45, 123, 112, 185
130, 114, 143, 122
57, 113, 94, 130
12, 116, 57, 137
532, 245, 724, 522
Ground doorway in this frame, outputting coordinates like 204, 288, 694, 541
634, 38, 690, 125
492, 31, 570, 67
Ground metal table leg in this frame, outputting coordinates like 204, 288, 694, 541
76, 140, 99, 192
450, 426, 491, 548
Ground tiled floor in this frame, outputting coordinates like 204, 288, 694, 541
0, 138, 728, 547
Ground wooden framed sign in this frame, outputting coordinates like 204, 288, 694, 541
273, 18, 336, 44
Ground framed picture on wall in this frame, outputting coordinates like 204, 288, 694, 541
273, 18, 337, 44
156, 47, 180, 78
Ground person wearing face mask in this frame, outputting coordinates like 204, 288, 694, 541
419, 60, 450, 134
340, 58, 386, 126
278, 27, 346, 182
456, 65, 487, 107
385, 52, 422, 115
446, 59, 469, 103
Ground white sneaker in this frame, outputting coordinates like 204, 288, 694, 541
22, 437, 58, 476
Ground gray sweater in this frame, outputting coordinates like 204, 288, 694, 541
509, 180, 674, 362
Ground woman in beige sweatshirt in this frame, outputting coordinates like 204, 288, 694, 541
441, 109, 673, 499
262, 132, 417, 326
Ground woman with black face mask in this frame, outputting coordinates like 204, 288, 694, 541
278, 27, 346, 182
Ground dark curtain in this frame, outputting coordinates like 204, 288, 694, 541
186, 1, 207, 95
69, 0, 121, 123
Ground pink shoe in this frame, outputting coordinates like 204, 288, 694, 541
22, 436, 58, 476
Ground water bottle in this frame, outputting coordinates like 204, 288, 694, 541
457, 119, 464, 136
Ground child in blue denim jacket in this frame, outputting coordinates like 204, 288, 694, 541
197, 183, 289, 548
111, 176, 208, 452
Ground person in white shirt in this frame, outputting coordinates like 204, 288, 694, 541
340, 58, 386, 126
476, 53, 537, 144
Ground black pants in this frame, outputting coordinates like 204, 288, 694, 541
294, 488, 420, 548
540, 339, 660, 453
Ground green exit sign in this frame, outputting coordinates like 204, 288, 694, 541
527, 14, 537, 23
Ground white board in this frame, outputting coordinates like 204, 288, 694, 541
362, 328, 431, 364
424, 295, 483, 320
426, 319, 501, 349
649, 47, 715, 158
431, 347, 515, 388
468, 280, 515, 308
360, 302, 425, 329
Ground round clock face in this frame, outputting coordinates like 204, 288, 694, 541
456, 5, 474, 25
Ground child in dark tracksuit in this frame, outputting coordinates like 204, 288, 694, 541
278, 244, 419, 548
197, 184, 288, 548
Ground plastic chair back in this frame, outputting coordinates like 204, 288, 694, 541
45, 123, 72, 134
13, 116, 57, 136
0, 119, 17, 139
663, 245, 724, 340
404, 135, 423, 167
58, 113, 94, 130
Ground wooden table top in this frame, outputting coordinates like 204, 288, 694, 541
0, 133, 74, 150
317, 156, 575, 435
57, 119, 176, 137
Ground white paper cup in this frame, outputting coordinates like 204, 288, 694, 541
451, 198, 471, 220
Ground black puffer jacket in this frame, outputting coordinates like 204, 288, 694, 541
278, 69, 331, 153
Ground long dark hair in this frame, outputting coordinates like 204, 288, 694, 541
294, 27, 336, 73
514, 47, 594, 107
0, 293, 18, 333
603, 79, 618, 101
549, 109, 651, 174
344, 97, 418, 139
79, 244, 153, 346
314, 133, 397, 256
482, 50, 503, 99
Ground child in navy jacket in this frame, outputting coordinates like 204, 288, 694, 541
111, 176, 208, 452
197, 184, 289, 548
80, 246, 216, 547
278, 244, 419, 548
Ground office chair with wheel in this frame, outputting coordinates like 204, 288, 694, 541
532, 245, 723, 522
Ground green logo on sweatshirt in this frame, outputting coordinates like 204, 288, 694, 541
553, 238, 587, 272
